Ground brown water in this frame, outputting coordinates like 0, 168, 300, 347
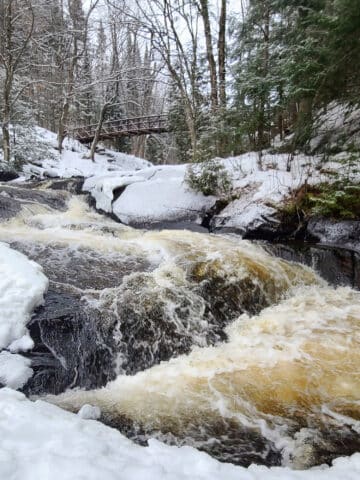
1, 190, 359, 468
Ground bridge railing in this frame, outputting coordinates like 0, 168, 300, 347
66, 114, 169, 143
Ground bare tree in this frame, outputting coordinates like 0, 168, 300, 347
87, 100, 111, 161
0, 0, 34, 163
218, 0, 227, 108
57, 0, 99, 152
128, 0, 202, 157
196, 0, 218, 112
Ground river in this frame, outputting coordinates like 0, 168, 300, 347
0, 182, 359, 470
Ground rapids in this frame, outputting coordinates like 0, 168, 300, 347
0, 183, 359, 469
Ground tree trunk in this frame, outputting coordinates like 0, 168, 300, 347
258, 5, 270, 149
198, 0, 218, 112
2, 122, 11, 164
88, 102, 109, 162
58, 99, 70, 152
218, 0, 226, 109
2, 76, 12, 163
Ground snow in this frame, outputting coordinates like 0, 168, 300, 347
310, 102, 360, 152
83, 174, 145, 213
78, 404, 101, 420
0, 352, 32, 389
82, 150, 356, 228
22, 126, 152, 179
0, 242, 48, 351
83, 164, 217, 225
112, 165, 216, 225
8, 124, 357, 232
0, 388, 360, 480
0, 242, 48, 388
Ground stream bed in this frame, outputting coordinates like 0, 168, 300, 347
0, 181, 359, 470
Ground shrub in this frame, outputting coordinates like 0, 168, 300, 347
185, 158, 232, 196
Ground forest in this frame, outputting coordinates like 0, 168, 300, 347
1, 0, 359, 166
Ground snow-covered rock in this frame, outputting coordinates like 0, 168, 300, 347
84, 165, 217, 226
310, 102, 360, 153
82, 150, 358, 232
1, 388, 360, 480
307, 218, 360, 252
0, 352, 32, 389
0, 242, 48, 388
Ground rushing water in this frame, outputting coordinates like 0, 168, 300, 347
0, 184, 359, 469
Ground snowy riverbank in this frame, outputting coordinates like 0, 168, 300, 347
1, 387, 360, 480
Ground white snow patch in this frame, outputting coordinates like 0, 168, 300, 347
78, 404, 101, 420
83, 174, 145, 213
210, 151, 356, 232
0, 388, 360, 480
84, 164, 216, 225
22, 126, 152, 179
0, 242, 48, 351
84, 151, 351, 228
0, 352, 32, 389
113, 166, 216, 225
0, 242, 48, 388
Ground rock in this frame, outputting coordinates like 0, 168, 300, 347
309, 102, 360, 154
307, 217, 360, 252
22, 290, 117, 396
0, 170, 19, 182
0, 183, 69, 222
265, 242, 360, 290
211, 201, 302, 241
45, 177, 85, 195
0, 194, 22, 221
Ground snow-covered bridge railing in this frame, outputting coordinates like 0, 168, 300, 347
67, 114, 170, 144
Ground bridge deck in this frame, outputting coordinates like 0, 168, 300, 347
68, 114, 169, 143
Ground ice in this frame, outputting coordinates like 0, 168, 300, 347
83, 174, 145, 212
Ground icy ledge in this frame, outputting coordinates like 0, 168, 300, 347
0, 242, 48, 388
0, 388, 359, 480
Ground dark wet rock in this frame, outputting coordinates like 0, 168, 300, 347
11, 241, 152, 291
0, 183, 69, 221
139, 220, 208, 233
0, 170, 19, 181
22, 290, 117, 396
210, 202, 307, 241
265, 242, 360, 290
101, 414, 282, 468
306, 217, 360, 252
0, 193, 22, 220
212, 215, 298, 241
45, 177, 85, 195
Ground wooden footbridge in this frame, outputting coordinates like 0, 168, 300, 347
67, 114, 169, 144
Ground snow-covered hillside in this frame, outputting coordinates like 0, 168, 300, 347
83, 150, 358, 229
5, 125, 354, 231
1, 125, 358, 237
21, 127, 152, 179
